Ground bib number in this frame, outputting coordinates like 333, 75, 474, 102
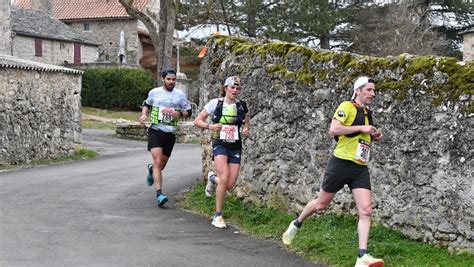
158, 108, 174, 124
355, 140, 371, 163
220, 125, 239, 141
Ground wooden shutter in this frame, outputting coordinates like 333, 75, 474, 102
35, 38, 42, 57
74, 43, 81, 64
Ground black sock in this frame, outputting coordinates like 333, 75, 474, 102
156, 189, 162, 196
293, 219, 302, 228
358, 249, 367, 258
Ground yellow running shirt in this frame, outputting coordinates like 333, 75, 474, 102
332, 101, 372, 165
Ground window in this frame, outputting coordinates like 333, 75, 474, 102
83, 23, 90, 31
35, 38, 42, 57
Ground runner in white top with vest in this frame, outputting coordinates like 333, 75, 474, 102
139, 67, 192, 207
194, 76, 250, 228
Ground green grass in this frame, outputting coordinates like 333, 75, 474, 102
81, 106, 141, 121
81, 120, 117, 130
0, 148, 98, 170
81, 106, 141, 130
181, 184, 474, 267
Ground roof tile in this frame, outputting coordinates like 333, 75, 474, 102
11, 6, 99, 45
14, 0, 149, 20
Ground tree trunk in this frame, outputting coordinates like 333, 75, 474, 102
163, 0, 176, 69
119, 0, 175, 83
320, 35, 330, 49
157, 0, 167, 80
245, 0, 258, 37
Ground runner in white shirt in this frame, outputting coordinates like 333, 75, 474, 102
139, 67, 192, 207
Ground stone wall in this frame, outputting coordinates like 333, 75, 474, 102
0, 54, 82, 165
67, 19, 140, 64
116, 121, 200, 144
12, 35, 98, 65
198, 35, 473, 252
0, 0, 12, 54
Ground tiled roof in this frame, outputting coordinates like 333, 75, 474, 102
11, 6, 99, 45
0, 54, 83, 74
14, 0, 149, 20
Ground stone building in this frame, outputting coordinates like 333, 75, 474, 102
0, 0, 12, 54
460, 27, 474, 61
0, 54, 83, 165
10, 6, 99, 65
14, 0, 154, 65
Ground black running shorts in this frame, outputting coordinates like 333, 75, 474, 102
147, 128, 176, 157
321, 155, 371, 193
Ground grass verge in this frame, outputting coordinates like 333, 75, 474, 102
0, 148, 98, 171
82, 120, 117, 130
181, 183, 474, 267
81, 106, 140, 130
81, 106, 141, 121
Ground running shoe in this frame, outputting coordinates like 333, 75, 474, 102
146, 163, 153, 186
354, 254, 384, 267
205, 171, 216, 197
282, 220, 299, 245
156, 193, 168, 207
211, 215, 227, 229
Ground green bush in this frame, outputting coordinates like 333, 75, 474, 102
81, 68, 155, 111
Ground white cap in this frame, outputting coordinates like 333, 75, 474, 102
224, 76, 240, 87
351, 76, 371, 100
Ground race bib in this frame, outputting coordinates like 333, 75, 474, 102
220, 125, 239, 141
355, 139, 371, 163
158, 108, 175, 124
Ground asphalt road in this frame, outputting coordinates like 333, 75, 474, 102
0, 129, 322, 267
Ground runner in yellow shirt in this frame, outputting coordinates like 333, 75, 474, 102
282, 77, 385, 267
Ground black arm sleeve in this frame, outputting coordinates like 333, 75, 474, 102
186, 108, 192, 116
241, 100, 248, 113
142, 100, 152, 109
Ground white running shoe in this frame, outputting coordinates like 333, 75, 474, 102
354, 254, 384, 267
282, 220, 299, 245
211, 215, 227, 229
205, 171, 216, 197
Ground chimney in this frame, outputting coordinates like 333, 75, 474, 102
0, 0, 12, 55
31, 0, 53, 16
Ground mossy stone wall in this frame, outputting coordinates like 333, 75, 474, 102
198, 35, 473, 252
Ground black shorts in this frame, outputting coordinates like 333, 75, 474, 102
321, 155, 371, 193
147, 128, 176, 157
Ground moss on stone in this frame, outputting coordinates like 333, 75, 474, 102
288, 45, 314, 58
335, 52, 354, 69
266, 64, 287, 75
316, 69, 329, 81
406, 56, 436, 76
209, 35, 473, 112
267, 192, 289, 212
255, 41, 295, 57
296, 72, 315, 84
233, 42, 255, 55
284, 71, 296, 80
310, 50, 338, 63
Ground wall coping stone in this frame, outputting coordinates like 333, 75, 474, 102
0, 54, 82, 74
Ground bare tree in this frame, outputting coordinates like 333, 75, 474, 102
348, 4, 450, 57
119, 0, 176, 82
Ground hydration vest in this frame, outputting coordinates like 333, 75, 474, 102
211, 98, 247, 126
335, 102, 373, 141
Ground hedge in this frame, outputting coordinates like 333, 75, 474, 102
81, 67, 155, 111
